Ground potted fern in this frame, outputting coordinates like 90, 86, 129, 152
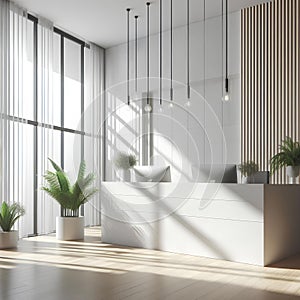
0, 202, 25, 249
113, 152, 137, 182
42, 159, 98, 240
238, 161, 259, 183
270, 137, 300, 183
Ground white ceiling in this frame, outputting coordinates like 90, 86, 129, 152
13, 0, 270, 48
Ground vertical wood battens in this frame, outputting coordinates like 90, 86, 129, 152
245, 8, 249, 163
241, 10, 245, 164
241, 0, 299, 183
296, 0, 298, 139
252, 6, 255, 163
268, 1, 272, 177
288, 0, 290, 140
256, 4, 260, 171
277, 0, 281, 183
273, 0, 277, 183
292, 0, 296, 143
246, 8, 250, 163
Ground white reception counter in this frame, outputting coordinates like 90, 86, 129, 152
101, 183, 300, 266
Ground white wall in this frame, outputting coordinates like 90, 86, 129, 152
104, 7, 241, 182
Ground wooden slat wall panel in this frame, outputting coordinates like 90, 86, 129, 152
241, 0, 299, 183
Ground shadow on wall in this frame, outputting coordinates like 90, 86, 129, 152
101, 185, 231, 261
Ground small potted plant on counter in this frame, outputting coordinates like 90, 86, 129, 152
42, 159, 98, 241
270, 137, 300, 183
0, 202, 25, 249
238, 161, 259, 184
113, 152, 137, 182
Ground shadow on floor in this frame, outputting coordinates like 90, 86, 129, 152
0, 264, 299, 300
269, 253, 300, 270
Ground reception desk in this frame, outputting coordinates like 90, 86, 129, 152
101, 183, 300, 266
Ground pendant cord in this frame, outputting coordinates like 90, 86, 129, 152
146, 2, 150, 105
159, 0, 163, 106
135, 16, 138, 93
203, 0, 206, 163
187, 0, 190, 99
126, 8, 130, 105
170, 0, 173, 101
225, 0, 229, 93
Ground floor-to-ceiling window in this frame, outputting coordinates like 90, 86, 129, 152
2, 5, 102, 237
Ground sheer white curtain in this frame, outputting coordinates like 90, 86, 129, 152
36, 18, 60, 235
0, 2, 35, 237
9, 4, 30, 237
84, 44, 104, 226
0, 1, 58, 236
0, 0, 10, 205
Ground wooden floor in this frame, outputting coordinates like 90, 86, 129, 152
0, 227, 300, 300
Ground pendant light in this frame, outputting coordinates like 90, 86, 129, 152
159, 0, 163, 111
185, 0, 191, 107
144, 2, 152, 112
126, 8, 131, 105
134, 15, 139, 98
223, 0, 230, 102
169, 0, 174, 108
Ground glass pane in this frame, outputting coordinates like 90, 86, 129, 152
53, 33, 61, 126
64, 39, 81, 130
9, 14, 34, 120
23, 19, 34, 120
37, 127, 61, 234
37, 24, 55, 125
64, 132, 82, 183
21, 123, 34, 236
8, 122, 34, 237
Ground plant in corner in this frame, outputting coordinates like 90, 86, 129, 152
113, 152, 137, 181
0, 202, 25, 249
238, 161, 259, 184
42, 158, 98, 240
270, 137, 300, 183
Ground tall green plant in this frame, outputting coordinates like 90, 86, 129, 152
0, 202, 25, 232
270, 137, 300, 175
42, 159, 98, 217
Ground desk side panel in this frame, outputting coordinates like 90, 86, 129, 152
264, 185, 300, 265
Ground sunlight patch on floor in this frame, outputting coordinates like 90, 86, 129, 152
1, 227, 300, 298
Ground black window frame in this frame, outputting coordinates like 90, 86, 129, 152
21, 13, 90, 235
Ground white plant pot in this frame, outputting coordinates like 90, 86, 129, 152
56, 216, 84, 241
0, 231, 19, 249
286, 166, 300, 184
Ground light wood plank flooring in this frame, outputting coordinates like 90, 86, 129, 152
0, 227, 300, 300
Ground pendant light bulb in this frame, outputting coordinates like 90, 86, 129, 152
223, 93, 230, 102
144, 104, 152, 112
185, 100, 191, 107
124, 103, 131, 112
223, 77, 230, 102
169, 102, 173, 108
159, 105, 163, 112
